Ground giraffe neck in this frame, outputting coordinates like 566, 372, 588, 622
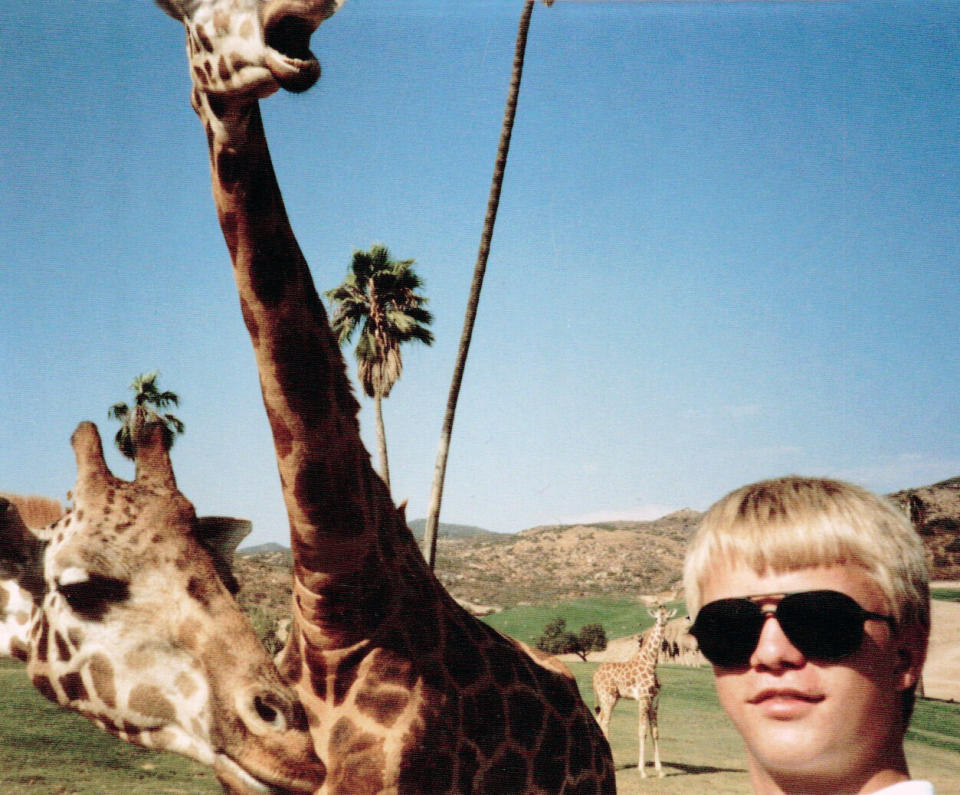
636, 619, 667, 668
196, 93, 400, 647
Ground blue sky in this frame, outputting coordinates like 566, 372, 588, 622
2, 1, 958, 545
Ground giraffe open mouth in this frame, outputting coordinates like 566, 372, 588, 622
263, 15, 321, 93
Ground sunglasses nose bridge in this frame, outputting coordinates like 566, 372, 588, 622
750, 609, 807, 668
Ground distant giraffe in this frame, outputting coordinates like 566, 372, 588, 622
593, 599, 677, 778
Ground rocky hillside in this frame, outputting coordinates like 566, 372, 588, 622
888, 476, 960, 579
432, 509, 701, 607
232, 478, 960, 636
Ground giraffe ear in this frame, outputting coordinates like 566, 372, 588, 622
195, 517, 252, 594
0, 498, 47, 601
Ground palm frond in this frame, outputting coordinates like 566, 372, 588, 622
108, 402, 129, 421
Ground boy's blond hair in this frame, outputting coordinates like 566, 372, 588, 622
683, 476, 930, 635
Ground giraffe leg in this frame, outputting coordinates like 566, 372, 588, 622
649, 697, 664, 777
637, 698, 648, 778
595, 691, 616, 737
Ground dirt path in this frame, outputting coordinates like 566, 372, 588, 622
924, 583, 960, 701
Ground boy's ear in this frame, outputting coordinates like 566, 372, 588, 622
893, 623, 928, 692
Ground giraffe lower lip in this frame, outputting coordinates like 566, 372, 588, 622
214, 754, 290, 794
264, 50, 320, 93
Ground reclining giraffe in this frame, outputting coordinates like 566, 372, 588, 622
2, 0, 615, 792
0, 423, 325, 793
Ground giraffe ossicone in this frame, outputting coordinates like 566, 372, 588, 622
0, 422, 325, 793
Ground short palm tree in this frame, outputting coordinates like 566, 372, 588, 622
325, 245, 434, 490
108, 371, 185, 460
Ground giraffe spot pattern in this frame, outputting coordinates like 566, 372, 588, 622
32, 674, 58, 703
328, 717, 386, 794
60, 671, 88, 703
54, 631, 71, 662
88, 653, 117, 708
129, 684, 177, 723
354, 686, 409, 728
10, 638, 29, 662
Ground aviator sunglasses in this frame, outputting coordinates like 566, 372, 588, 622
689, 589, 895, 668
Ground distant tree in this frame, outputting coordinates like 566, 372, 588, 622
536, 618, 608, 662
108, 371, 184, 460
578, 623, 608, 656
325, 244, 433, 491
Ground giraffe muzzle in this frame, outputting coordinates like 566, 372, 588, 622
263, 14, 321, 93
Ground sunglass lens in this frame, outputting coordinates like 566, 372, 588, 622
777, 590, 864, 660
692, 599, 764, 668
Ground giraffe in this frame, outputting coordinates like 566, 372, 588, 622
593, 600, 677, 778
0, 494, 61, 661
149, 0, 617, 791
0, 423, 326, 793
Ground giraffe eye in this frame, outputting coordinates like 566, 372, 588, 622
58, 575, 130, 621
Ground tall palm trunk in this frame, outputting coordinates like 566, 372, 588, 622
374, 393, 391, 491
423, 0, 539, 567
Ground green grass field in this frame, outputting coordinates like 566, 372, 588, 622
931, 587, 960, 603
482, 597, 687, 646
2, 657, 958, 793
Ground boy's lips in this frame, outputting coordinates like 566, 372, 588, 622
747, 688, 825, 704
748, 688, 825, 719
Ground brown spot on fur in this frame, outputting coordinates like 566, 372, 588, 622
328, 718, 386, 794
54, 631, 71, 662
124, 648, 156, 670
60, 671, 88, 703
176, 672, 198, 699
0, 587, 8, 612
193, 66, 208, 85
88, 653, 117, 708
218, 55, 230, 82
238, 295, 260, 346
32, 674, 58, 703
264, 404, 293, 459
10, 638, 28, 662
178, 618, 202, 650
68, 627, 84, 648
37, 614, 49, 662
355, 686, 409, 728
187, 576, 212, 608
130, 684, 177, 723
195, 25, 214, 52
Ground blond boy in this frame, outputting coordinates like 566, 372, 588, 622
684, 476, 931, 795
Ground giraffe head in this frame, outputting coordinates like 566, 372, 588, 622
155, 0, 345, 97
0, 422, 325, 793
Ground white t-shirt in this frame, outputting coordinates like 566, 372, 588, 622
873, 782, 935, 795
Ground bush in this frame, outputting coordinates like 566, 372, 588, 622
535, 618, 607, 661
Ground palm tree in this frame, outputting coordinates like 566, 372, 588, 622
108, 371, 185, 460
422, 0, 551, 568
325, 244, 434, 490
